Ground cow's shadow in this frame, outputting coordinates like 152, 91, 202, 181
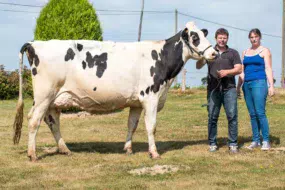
65, 135, 280, 155
38, 135, 280, 159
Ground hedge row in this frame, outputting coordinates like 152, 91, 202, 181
0, 65, 33, 100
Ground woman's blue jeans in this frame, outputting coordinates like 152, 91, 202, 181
242, 79, 270, 143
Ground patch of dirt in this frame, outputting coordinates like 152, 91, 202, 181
129, 165, 179, 176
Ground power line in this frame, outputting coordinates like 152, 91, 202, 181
178, 11, 282, 39
0, 9, 39, 13
0, 9, 172, 15
0, 2, 43, 7
97, 9, 172, 13
0, 2, 172, 13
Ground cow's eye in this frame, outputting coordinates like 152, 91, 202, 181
192, 35, 199, 41
192, 36, 200, 46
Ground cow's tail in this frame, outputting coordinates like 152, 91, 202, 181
13, 43, 30, 144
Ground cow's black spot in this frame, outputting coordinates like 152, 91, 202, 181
86, 52, 108, 78
149, 32, 184, 93
93, 87, 97, 91
34, 55, 40, 67
32, 68, 37, 76
77, 43, 83, 52
24, 44, 40, 67
65, 48, 75, 61
190, 31, 200, 47
48, 115, 55, 125
150, 66, 155, 77
151, 50, 158, 60
82, 61, 86, 69
140, 91, 144, 96
146, 87, 150, 94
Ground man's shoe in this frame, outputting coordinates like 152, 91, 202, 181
229, 145, 238, 153
209, 145, 218, 152
261, 141, 271, 151
246, 142, 260, 150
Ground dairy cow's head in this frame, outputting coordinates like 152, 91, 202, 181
181, 22, 217, 60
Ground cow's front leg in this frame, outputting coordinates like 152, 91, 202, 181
124, 107, 143, 155
144, 100, 160, 159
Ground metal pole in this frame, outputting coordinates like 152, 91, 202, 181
138, 0, 144, 42
281, 0, 285, 88
173, 9, 178, 86
175, 9, 178, 34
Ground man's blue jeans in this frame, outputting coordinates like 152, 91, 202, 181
242, 79, 269, 143
207, 88, 238, 146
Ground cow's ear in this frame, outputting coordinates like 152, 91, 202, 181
182, 28, 189, 42
201, 29, 208, 37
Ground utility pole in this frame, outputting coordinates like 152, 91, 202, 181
173, 9, 178, 87
138, 0, 144, 41
281, 0, 285, 88
180, 9, 186, 90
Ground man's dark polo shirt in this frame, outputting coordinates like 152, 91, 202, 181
207, 45, 241, 92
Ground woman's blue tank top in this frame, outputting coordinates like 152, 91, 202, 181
243, 52, 266, 82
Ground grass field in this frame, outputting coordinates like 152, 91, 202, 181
0, 89, 285, 189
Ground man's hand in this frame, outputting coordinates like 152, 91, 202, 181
217, 70, 229, 78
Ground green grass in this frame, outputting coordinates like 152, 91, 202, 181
1, 89, 285, 189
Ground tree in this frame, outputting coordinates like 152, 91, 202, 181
35, 0, 102, 41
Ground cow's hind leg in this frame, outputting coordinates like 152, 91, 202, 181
28, 99, 52, 161
44, 107, 71, 155
124, 107, 142, 155
143, 100, 160, 159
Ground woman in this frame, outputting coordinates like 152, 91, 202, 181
237, 28, 274, 151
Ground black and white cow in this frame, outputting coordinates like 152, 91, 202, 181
13, 22, 216, 161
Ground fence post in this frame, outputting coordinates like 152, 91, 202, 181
181, 68, 187, 91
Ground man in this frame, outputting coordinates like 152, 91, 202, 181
196, 28, 242, 153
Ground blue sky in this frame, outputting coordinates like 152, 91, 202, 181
0, 0, 282, 87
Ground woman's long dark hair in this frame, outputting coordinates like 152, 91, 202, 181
248, 28, 262, 39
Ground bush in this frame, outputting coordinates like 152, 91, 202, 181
35, 0, 102, 41
0, 65, 32, 100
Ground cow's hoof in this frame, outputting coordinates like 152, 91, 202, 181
28, 155, 38, 162
124, 147, 133, 155
149, 152, 161, 159
126, 150, 133, 156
